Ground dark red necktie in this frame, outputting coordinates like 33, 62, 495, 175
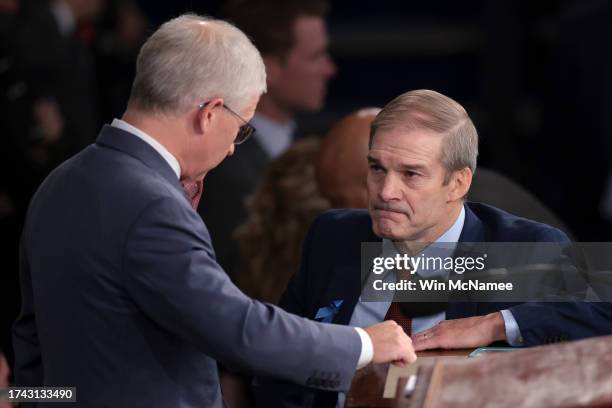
384, 302, 412, 336
384, 266, 413, 336
182, 180, 203, 210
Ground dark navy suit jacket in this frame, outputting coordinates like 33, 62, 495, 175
255, 203, 612, 408
12, 125, 363, 407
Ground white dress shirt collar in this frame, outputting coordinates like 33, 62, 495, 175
250, 113, 295, 159
432, 205, 466, 244
111, 119, 181, 180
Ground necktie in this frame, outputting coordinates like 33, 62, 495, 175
182, 180, 203, 210
384, 264, 413, 336
384, 302, 412, 336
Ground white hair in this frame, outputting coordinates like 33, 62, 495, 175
129, 14, 267, 115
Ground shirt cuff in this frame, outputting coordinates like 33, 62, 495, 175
354, 327, 373, 369
500, 309, 524, 346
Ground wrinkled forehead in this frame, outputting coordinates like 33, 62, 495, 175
369, 126, 445, 165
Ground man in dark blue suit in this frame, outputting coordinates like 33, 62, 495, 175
255, 90, 612, 407
11, 15, 417, 407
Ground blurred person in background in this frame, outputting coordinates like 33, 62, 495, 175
235, 138, 330, 305
95, 0, 148, 123
198, 0, 336, 277
0, 0, 66, 364
12, 0, 104, 168
316, 108, 380, 209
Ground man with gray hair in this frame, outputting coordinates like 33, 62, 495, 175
255, 89, 571, 408
12, 15, 416, 407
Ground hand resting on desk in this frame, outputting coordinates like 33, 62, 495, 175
413, 312, 506, 351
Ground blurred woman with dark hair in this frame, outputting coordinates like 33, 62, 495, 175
235, 138, 330, 304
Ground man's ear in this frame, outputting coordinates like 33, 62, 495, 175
447, 167, 473, 202
195, 98, 224, 134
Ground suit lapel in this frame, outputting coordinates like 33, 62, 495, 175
320, 219, 381, 326
458, 203, 485, 243
320, 266, 362, 325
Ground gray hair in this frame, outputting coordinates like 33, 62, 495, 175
129, 14, 267, 115
370, 89, 478, 182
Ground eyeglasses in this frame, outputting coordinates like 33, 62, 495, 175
198, 102, 256, 145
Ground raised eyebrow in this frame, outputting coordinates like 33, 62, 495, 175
400, 164, 427, 172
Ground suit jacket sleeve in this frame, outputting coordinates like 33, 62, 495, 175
509, 302, 612, 345
509, 228, 612, 345
13, 235, 43, 387
122, 197, 360, 391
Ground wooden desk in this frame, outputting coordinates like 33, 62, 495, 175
345, 350, 471, 408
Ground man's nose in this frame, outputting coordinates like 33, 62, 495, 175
378, 173, 401, 202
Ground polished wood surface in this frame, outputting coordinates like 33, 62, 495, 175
349, 337, 612, 408
345, 350, 471, 408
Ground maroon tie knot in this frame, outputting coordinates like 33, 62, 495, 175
384, 302, 412, 336
181, 180, 203, 210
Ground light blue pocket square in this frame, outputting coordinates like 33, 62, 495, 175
314, 300, 344, 323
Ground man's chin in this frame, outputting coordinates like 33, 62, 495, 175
302, 95, 325, 112
372, 223, 402, 241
